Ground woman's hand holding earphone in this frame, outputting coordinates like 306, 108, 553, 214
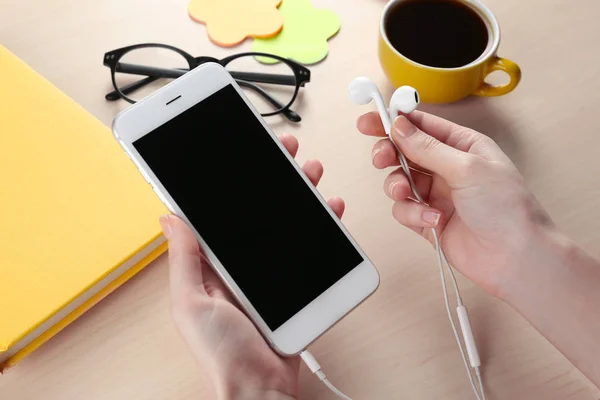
357, 110, 600, 388
357, 110, 556, 299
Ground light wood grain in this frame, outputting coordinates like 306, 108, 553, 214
1, 0, 599, 398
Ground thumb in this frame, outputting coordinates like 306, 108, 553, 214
391, 116, 472, 185
160, 215, 206, 303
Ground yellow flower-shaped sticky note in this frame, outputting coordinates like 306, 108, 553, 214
251, 0, 341, 64
188, 0, 284, 47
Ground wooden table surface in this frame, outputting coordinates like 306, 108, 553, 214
1, 0, 599, 398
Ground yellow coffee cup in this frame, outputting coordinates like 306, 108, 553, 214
379, 0, 521, 103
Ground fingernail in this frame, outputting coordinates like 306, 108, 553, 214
393, 116, 417, 138
372, 148, 384, 169
160, 215, 172, 238
422, 210, 441, 226
357, 115, 367, 133
389, 181, 402, 200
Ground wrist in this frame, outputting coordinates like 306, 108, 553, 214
496, 225, 600, 386
497, 224, 579, 307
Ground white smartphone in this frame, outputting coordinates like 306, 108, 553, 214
113, 62, 379, 355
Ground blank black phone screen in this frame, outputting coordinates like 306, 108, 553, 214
134, 84, 364, 330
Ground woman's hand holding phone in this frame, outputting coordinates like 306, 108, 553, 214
161, 134, 344, 400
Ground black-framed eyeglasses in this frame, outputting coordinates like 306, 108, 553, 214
103, 43, 311, 123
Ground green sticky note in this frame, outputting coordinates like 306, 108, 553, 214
252, 0, 341, 65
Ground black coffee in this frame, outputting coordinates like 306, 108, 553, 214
385, 0, 489, 68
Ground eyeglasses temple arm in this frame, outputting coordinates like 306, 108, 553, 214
115, 62, 298, 86
105, 75, 159, 100
236, 80, 301, 123
229, 71, 297, 86
115, 62, 187, 79
105, 67, 190, 101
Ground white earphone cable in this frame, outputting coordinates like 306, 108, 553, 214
394, 129, 485, 400
301, 350, 354, 400
433, 229, 483, 400
321, 378, 354, 400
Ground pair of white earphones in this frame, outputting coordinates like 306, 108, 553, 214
347, 77, 487, 400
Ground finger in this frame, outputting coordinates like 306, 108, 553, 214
360, 110, 503, 161
302, 159, 324, 186
384, 168, 432, 202
371, 139, 398, 169
197, 255, 236, 301
280, 133, 299, 158
358, 110, 466, 140
407, 111, 505, 160
405, 111, 463, 145
392, 116, 474, 185
357, 111, 387, 137
160, 215, 206, 303
406, 110, 484, 152
371, 139, 432, 175
359, 110, 495, 155
327, 196, 345, 219
392, 200, 442, 229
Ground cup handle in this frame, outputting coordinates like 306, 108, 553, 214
472, 56, 522, 97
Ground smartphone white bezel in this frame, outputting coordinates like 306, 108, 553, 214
112, 62, 379, 355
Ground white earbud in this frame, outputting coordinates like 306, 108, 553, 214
390, 85, 420, 116
348, 77, 391, 132
348, 77, 420, 134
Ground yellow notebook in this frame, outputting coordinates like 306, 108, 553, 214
0, 45, 167, 372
